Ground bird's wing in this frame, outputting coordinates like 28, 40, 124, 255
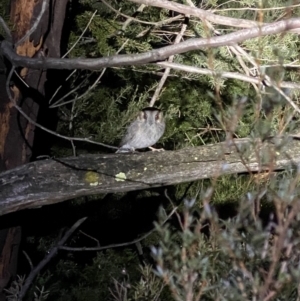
119, 120, 141, 147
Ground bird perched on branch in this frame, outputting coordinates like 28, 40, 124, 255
117, 107, 165, 153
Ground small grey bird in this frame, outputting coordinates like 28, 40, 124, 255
117, 107, 165, 153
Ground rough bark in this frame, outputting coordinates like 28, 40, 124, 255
0, 137, 298, 216
0, 0, 68, 297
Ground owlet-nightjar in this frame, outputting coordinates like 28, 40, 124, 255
117, 107, 165, 153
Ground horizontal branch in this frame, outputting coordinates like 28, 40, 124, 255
156, 62, 300, 89
2, 18, 300, 70
128, 0, 258, 28
0, 137, 299, 216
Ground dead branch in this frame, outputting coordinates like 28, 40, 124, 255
127, 0, 258, 28
149, 9, 189, 107
155, 62, 300, 89
1, 18, 300, 70
0, 137, 299, 216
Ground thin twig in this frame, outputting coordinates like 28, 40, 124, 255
70, 99, 77, 156
49, 71, 95, 108
5, 66, 118, 149
156, 62, 300, 90
101, 0, 161, 26
59, 207, 178, 252
149, 14, 189, 106
79, 230, 101, 247
214, 3, 300, 12
22, 251, 33, 270
63, 10, 97, 58
49, 70, 77, 104
15, 103, 118, 148
18, 217, 87, 301
0, 17, 12, 42
116, 64, 300, 90
48, 11, 97, 104
51, 39, 129, 108
129, 0, 300, 34
49, 10, 97, 103
187, 0, 260, 93
265, 75, 300, 114
122, 4, 146, 31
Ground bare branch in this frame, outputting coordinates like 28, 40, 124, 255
155, 62, 300, 90
0, 17, 12, 42
127, 0, 258, 28
149, 13, 189, 106
2, 18, 300, 70
5, 65, 118, 150
49, 70, 77, 104
214, 3, 300, 12
49, 71, 95, 108
59, 207, 177, 252
50, 39, 130, 108
63, 10, 97, 58
101, 0, 156, 26
12, 101, 118, 149
22, 251, 33, 270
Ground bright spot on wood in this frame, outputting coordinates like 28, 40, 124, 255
144, 167, 147, 171
115, 172, 126, 181
194, 157, 198, 160
84, 171, 100, 185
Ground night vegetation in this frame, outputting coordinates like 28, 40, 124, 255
1, 0, 300, 300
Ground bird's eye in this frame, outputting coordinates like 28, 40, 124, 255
155, 112, 160, 120
139, 111, 146, 120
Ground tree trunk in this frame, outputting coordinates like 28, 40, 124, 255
0, 0, 68, 297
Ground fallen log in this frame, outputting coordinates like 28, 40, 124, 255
0, 137, 299, 216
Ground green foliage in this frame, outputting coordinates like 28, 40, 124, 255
35, 249, 141, 301
25, 0, 300, 300
131, 265, 165, 301
243, 33, 299, 63
0, 0, 10, 38
150, 185, 300, 300
5, 275, 49, 301
52, 0, 300, 154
